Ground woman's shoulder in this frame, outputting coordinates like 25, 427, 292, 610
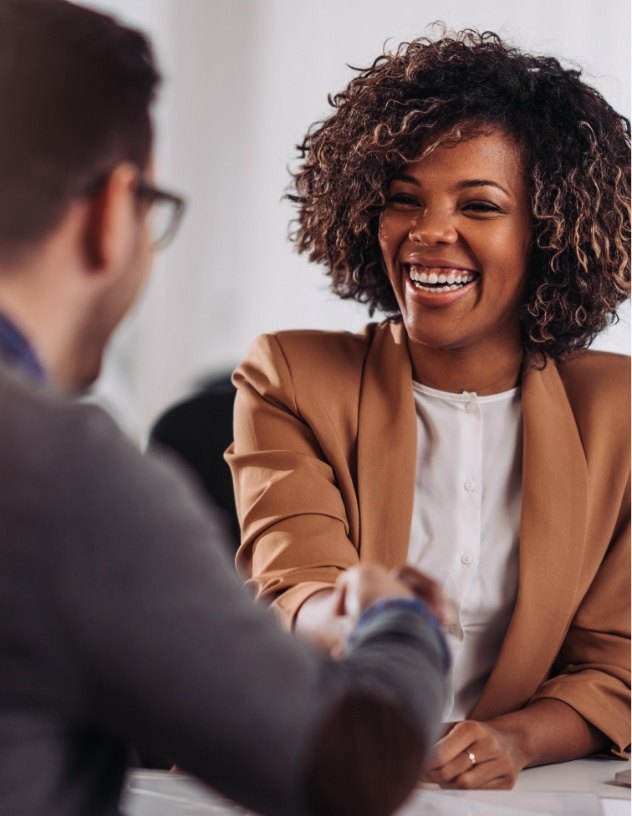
265, 322, 381, 354
554, 350, 630, 429
242, 322, 389, 375
235, 322, 399, 408
556, 349, 630, 396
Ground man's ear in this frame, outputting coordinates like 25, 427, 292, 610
83, 163, 140, 273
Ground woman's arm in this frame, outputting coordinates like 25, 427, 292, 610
424, 698, 606, 789
227, 333, 363, 627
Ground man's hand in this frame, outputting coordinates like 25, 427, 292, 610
392, 564, 456, 628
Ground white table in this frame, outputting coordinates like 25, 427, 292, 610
121, 758, 630, 816
515, 757, 630, 798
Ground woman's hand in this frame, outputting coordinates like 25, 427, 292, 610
422, 699, 607, 789
331, 562, 418, 620
422, 719, 527, 789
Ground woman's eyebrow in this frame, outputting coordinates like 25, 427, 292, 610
455, 179, 510, 195
393, 173, 420, 185
393, 175, 511, 196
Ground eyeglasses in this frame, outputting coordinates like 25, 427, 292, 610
135, 180, 186, 249
81, 173, 186, 250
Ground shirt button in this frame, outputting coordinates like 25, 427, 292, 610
465, 401, 477, 414
461, 553, 473, 566
464, 479, 476, 492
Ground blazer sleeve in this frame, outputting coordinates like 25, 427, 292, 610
530, 476, 630, 755
226, 333, 361, 627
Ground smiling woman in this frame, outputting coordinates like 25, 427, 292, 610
226, 29, 630, 790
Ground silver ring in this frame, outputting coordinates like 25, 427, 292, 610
467, 750, 477, 767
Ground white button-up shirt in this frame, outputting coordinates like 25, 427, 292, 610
408, 382, 522, 721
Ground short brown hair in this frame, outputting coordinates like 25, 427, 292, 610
0, 0, 160, 261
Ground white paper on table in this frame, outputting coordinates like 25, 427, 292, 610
394, 788, 603, 816
122, 771, 249, 815
600, 799, 631, 816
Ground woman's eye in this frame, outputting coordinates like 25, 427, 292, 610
463, 201, 502, 214
387, 193, 420, 209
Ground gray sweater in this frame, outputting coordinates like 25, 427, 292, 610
0, 361, 446, 816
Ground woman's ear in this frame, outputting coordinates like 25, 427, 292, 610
83, 163, 139, 273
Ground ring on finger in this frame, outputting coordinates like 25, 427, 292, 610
466, 750, 477, 767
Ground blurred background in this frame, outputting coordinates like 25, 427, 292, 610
82, 0, 631, 441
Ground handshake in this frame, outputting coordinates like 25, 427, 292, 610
297, 563, 455, 656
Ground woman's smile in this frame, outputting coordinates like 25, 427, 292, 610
405, 262, 479, 304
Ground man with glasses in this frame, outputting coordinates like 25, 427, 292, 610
0, 2, 449, 815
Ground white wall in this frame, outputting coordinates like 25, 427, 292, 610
84, 0, 631, 438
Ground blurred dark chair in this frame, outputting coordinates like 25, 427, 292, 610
137, 373, 238, 770
148, 373, 239, 554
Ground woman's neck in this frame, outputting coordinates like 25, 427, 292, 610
407, 337, 524, 395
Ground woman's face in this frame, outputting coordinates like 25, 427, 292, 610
378, 130, 532, 357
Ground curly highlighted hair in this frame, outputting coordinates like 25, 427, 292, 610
288, 29, 630, 359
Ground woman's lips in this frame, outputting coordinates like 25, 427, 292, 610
405, 263, 478, 293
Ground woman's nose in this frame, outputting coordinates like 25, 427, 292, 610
408, 211, 458, 245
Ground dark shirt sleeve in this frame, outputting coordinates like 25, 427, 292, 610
39, 404, 447, 816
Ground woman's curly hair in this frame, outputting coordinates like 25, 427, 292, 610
288, 28, 630, 359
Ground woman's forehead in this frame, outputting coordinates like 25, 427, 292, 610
399, 129, 527, 189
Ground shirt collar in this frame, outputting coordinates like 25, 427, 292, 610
0, 311, 47, 383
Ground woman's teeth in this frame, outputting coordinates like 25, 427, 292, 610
408, 265, 476, 292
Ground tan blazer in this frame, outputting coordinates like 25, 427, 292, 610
227, 321, 630, 753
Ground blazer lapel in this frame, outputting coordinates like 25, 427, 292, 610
471, 358, 588, 720
356, 322, 417, 568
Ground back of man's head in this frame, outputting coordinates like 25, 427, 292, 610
0, 0, 160, 263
